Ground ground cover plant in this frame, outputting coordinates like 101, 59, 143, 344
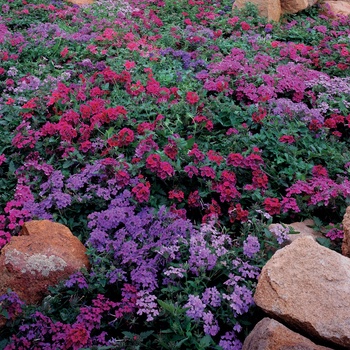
0, 0, 350, 348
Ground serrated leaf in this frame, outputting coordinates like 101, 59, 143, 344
158, 299, 176, 313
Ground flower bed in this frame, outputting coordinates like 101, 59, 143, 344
0, 0, 349, 348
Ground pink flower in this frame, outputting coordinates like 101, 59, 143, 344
124, 60, 136, 70
157, 161, 175, 179
0, 154, 6, 166
60, 47, 69, 58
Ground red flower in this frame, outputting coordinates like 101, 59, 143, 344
115, 170, 130, 187
132, 181, 150, 203
186, 91, 200, 105
126, 81, 145, 96
200, 166, 216, 179
251, 170, 268, 189
263, 197, 281, 216
184, 165, 198, 178
146, 154, 161, 172
240, 22, 250, 30
312, 165, 328, 178
188, 190, 201, 207
116, 128, 135, 147
66, 325, 89, 350
168, 189, 185, 202
227, 153, 244, 167
207, 150, 223, 165
157, 161, 175, 179
79, 140, 92, 153
164, 140, 178, 160
279, 135, 295, 144
229, 203, 248, 223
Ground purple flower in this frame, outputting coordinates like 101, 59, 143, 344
64, 271, 88, 289
136, 291, 159, 321
203, 311, 220, 336
243, 235, 260, 258
184, 295, 206, 321
202, 287, 221, 307
269, 224, 290, 245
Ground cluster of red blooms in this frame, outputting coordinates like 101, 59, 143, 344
145, 154, 175, 180
131, 178, 151, 203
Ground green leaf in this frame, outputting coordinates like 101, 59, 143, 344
316, 237, 331, 248
158, 299, 176, 314
199, 335, 213, 348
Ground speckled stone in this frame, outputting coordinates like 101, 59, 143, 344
0, 220, 89, 305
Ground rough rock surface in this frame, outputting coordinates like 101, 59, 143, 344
67, 0, 94, 5
281, 0, 309, 13
323, 1, 350, 17
0, 220, 89, 305
254, 236, 350, 348
233, 0, 282, 22
242, 317, 333, 350
342, 206, 350, 257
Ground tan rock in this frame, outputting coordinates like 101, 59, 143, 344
233, 0, 282, 22
242, 317, 333, 350
67, 0, 94, 5
269, 219, 323, 245
342, 206, 350, 257
281, 0, 309, 14
322, 1, 350, 17
254, 236, 350, 348
0, 220, 89, 305
287, 219, 323, 242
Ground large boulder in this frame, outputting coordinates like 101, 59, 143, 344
322, 1, 350, 17
342, 206, 350, 257
0, 220, 89, 305
254, 236, 350, 348
281, 0, 310, 13
233, 0, 282, 22
242, 317, 333, 350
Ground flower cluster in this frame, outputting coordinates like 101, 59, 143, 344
0, 0, 350, 348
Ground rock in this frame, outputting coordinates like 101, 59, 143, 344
287, 219, 323, 242
254, 236, 350, 348
242, 317, 333, 350
233, 0, 282, 22
342, 206, 350, 257
0, 220, 89, 305
67, 0, 94, 5
269, 219, 323, 245
280, 0, 310, 14
322, 1, 350, 17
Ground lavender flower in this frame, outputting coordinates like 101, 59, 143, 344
136, 291, 159, 321
243, 235, 260, 258
269, 224, 290, 245
184, 295, 206, 321
202, 287, 221, 307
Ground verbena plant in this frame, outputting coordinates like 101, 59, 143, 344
0, 0, 349, 348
